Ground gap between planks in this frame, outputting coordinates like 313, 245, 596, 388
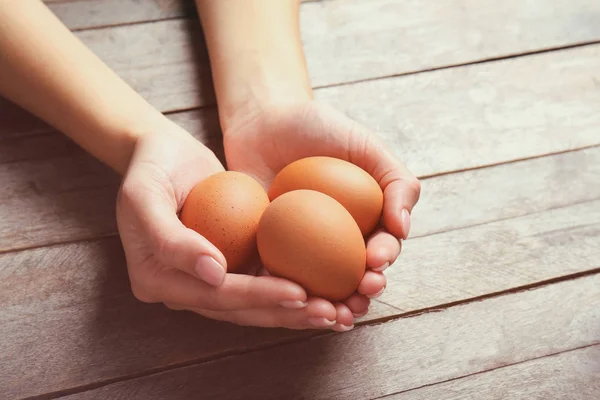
39, 268, 600, 399
55, 273, 600, 399
8, 39, 600, 142
375, 343, 600, 400
2, 143, 598, 256
154, 39, 600, 116
4, 188, 599, 397
46, 0, 320, 33
311, 39, 600, 91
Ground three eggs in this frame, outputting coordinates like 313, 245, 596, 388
180, 156, 384, 301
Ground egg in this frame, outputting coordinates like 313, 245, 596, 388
257, 189, 366, 301
269, 156, 383, 236
180, 171, 269, 274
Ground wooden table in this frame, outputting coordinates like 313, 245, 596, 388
2, 1, 600, 398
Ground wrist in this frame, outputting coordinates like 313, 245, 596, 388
219, 67, 313, 136
117, 111, 186, 174
196, 0, 312, 134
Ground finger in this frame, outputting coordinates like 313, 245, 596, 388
286, 105, 421, 239
152, 270, 308, 311
119, 166, 228, 287
188, 297, 337, 329
346, 122, 421, 240
343, 293, 370, 317
366, 228, 401, 272
332, 302, 355, 332
305, 297, 337, 327
358, 271, 387, 299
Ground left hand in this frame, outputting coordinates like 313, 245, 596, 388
222, 100, 422, 331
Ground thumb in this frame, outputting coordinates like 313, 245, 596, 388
153, 214, 228, 287
120, 169, 228, 287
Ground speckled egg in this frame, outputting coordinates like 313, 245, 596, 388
180, 171, 269, 274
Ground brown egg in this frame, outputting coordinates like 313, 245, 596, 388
257, 190, 366, 301
269, 156, 383, 236
180, 171, 269, 274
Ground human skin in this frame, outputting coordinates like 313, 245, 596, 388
196, 0, 421, 331
0, 0, 420, 331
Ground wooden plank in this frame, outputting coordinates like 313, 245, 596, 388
1, 198, 598, 397
5, 40, 600, 163
76, 18, 214, 113
0, 109, 225, 252
43, 0, 600, 88
410, 146, 600, 238
2, 45, 600, 251
388, 345, 600, 400
7, 2, 600, 142
315, 44, 600, 177
382, 198, 600, 311
60, 274, 600, 399
45, 0, 314, 31
47, 0, 195, 30
33, 0, 600, 113
301, 0, 600, 87
0, 235, 395, 398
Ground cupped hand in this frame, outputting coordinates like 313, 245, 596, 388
116, 120, 338, 330
223, 101, 421, 330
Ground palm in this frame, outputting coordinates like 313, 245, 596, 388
223, 102, 408, 322
224, 103, 362, 188
117, 129, 225, 301
117, 126, 347, 330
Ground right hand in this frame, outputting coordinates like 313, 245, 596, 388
116, 120, 340, 330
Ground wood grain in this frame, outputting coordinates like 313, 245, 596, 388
382, 198, 600, 311
410, 146, 600, 238
45, 0, 314, 31
315, 44, 600, 178
32, 1, 599, 114
61, 274, 600, 400
0, 109, 224, 252
1, 198, 598, 397
0, 234, 394, 398
1, 2, 598, 398
2, 44, 600, 251
47, 0, 196, 30
8, 41, 600, 162
389, 345, 600, 400
43, 0, 600, 88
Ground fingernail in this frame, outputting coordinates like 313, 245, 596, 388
367, 287, 385, 299
308, 317, 336, 327
332, 324, 354, 332
372, 262, 390, 272
280, 300, 308, 309
401, 209, 411, 240
195, 255, 226, 286
353, 310, 368, 318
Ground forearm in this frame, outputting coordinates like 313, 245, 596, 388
195, 0, 312, 132
0, 0, 167, 174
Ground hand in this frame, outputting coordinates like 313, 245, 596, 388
116, 120, 338, 329
223, 101, 422, 330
